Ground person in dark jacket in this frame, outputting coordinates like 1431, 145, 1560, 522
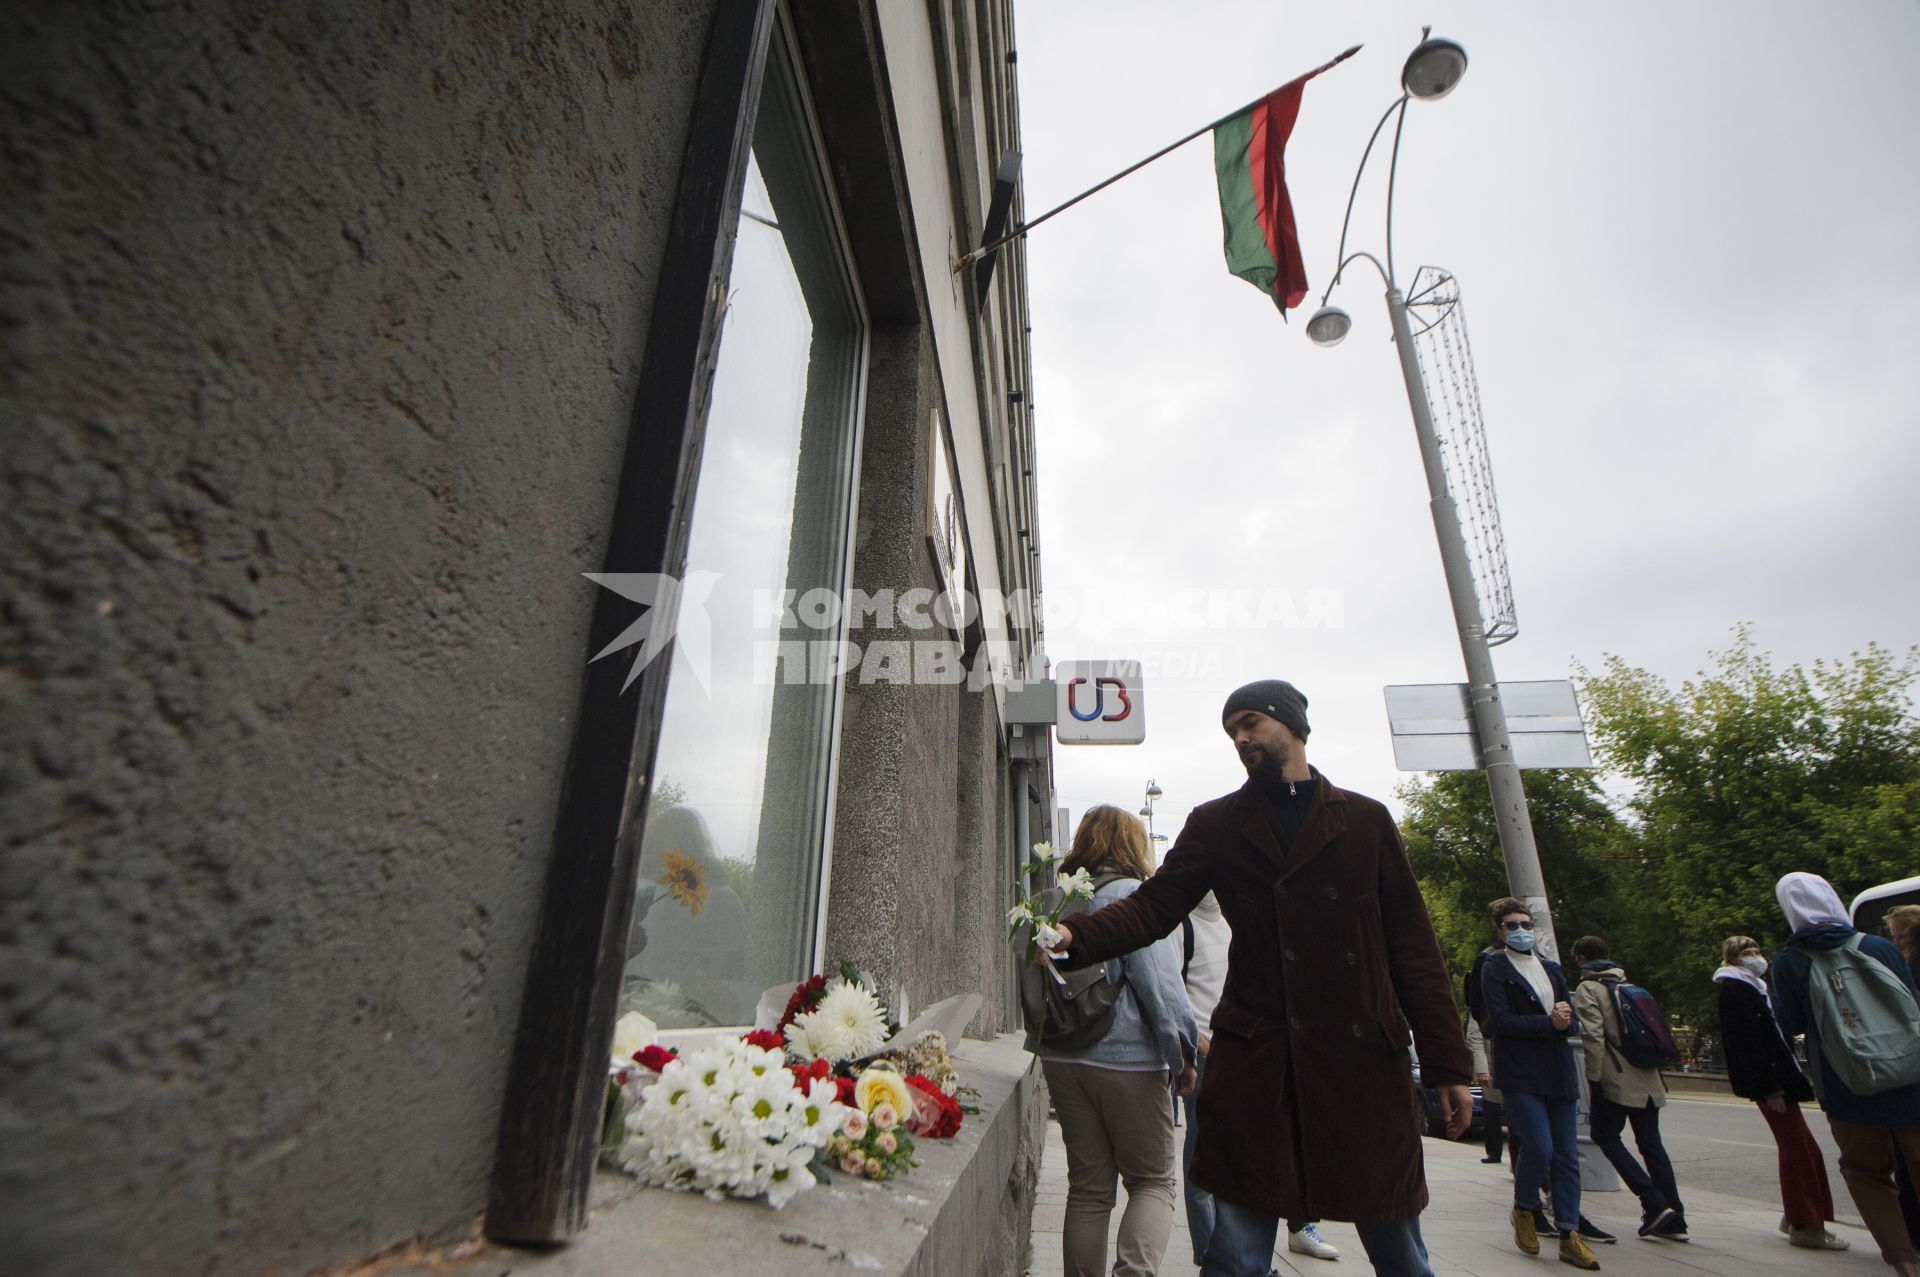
1481, 898, 1602, 1270
1042, 680, 1473, 1277
1771, 873, 1920, 1277
1713, 934, 1846, 1251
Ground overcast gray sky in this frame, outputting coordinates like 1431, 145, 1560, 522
1018, 1, 1920, 847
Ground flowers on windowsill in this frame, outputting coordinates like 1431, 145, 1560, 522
875, 1029, 958, 1096
617, 1036, 846, 1208
825, 1062, 919, 1181
600, 974, 975, 1207
784, 976, 891, 1064
904, 1074, 964, 1139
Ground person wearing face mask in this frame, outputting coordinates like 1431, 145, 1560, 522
1771, 872, 1920, 1277
1481, 898, 1605, 1269
1714, 933, 1847, 1252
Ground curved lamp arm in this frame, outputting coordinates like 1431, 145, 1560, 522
1320, 94, 1409, 307
1330, 251, 1393, 293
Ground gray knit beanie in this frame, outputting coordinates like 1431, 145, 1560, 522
1220, 679, 1310, 739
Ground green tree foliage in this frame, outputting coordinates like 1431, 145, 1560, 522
1400, 630, 1920, 1035
1575, 629, 1920, 1028
1399, 769, 1636, 997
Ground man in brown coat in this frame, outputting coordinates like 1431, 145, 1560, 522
1045, 680, 1474, 1277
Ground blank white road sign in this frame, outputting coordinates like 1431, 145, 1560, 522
1384, 679, 1593, 771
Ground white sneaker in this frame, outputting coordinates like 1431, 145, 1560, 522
1289, 1224, 1341, 1260
1789, 1227, 1851, 1251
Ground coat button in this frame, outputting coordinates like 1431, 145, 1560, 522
1290, 1016, 1301, 1030
1351, 1024, 1363, 1037
1325, 886, 1339, 900
1345, 952, 1357, 966
1284, 948, 1297, 961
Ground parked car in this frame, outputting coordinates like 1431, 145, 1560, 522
1851, 874, 1920, 934
1410, 1051, 1484, 1139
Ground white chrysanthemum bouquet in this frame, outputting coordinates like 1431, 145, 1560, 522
617, 1037, 847, 1208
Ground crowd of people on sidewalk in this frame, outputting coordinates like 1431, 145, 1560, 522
1026, 676, 1920, 1277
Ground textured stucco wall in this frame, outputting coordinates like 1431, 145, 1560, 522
824, 321, 1021, 1038
0, 2, 714, 1272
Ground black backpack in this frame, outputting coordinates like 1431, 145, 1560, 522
1019, 870, 1133, 1051
1465, 946, 1496, 1030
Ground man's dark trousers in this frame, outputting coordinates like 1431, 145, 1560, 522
1591, 1096, 1683, 1223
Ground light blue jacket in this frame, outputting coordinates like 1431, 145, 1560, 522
1042, 876, 1196, 1072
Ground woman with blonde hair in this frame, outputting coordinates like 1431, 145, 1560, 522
1713, 933, 1845, 1251
1886, 905, 1920, 986
1040, 805, 1196, 1277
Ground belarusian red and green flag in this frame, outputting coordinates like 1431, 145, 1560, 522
1213, 51, 1353, 311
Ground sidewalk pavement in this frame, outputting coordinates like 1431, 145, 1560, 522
1027, 1114, 1888, 1276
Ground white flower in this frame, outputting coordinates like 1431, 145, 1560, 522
1057, 868, 1095, 900
1030, 840, 1058, 863
609, 1010, 657, 1072
1006, 901, 1035, 929
1035, 920, 1065, 951
811, 979, 890, 1060
785, 1011, 850, 1064
615, 1036, 848, 1209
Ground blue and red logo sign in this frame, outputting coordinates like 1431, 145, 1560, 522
1066, 676, 1133, 723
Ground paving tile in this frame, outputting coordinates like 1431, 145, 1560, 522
1027, 1114, 1890, 1276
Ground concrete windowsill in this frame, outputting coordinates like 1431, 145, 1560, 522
404, 1033, 1040, 1277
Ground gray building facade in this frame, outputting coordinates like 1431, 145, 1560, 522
1, 1, 1054, 1272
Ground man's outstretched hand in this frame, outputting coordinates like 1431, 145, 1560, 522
1437, 1084, 1474, 1139
1034, 921, 1073, 962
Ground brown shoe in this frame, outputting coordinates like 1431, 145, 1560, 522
1559, 1231, 1600, 1269
1511, 1206, 1540, 1256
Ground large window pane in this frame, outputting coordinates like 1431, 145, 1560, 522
623, 22, 863, 1030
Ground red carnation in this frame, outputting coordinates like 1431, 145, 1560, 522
779, 974, 830, 1030
834, 1075, 858, 1107
790, 1056, 833, 1092
904, 1074, 962, 1138
633, 1045, 678, 1073
742, 1029, 785, 1052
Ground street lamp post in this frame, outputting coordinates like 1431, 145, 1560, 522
1139, 780, 1168, 857
1307, 33, 1559, 957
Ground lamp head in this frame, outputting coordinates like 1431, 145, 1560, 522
1402, 36, 1467, 100
1306, 305, 1352, 347
1145, 782, 1163, 799
1138, 805, 1153, 818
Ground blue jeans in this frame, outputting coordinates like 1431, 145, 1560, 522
1506, 1089, 1581, 1232
1202, 1196, 1432, 1277
1590, 1095, 1683, 1224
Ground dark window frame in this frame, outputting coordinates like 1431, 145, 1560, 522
484, 0, 777, 1244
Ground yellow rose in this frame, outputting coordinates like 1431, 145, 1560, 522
854, 1065, 914, 1119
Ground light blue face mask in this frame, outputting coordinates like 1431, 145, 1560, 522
1504, 926, 1538, 953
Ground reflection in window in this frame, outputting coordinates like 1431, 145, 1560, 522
624, 22, 864, 1031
